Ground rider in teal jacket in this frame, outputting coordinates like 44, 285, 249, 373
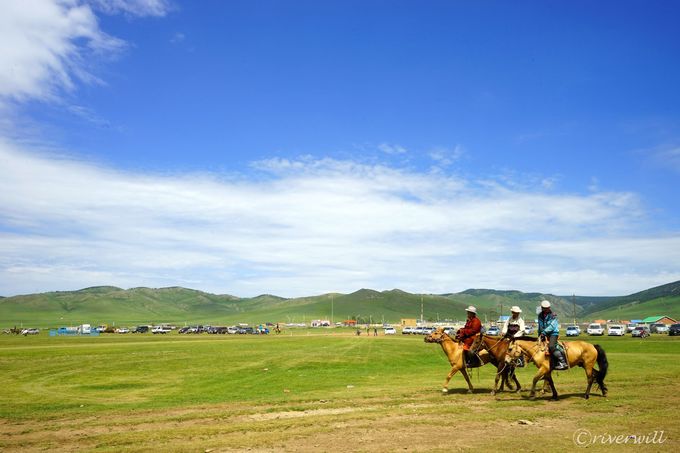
537, 300, 568, 370
538, 311, 559, 337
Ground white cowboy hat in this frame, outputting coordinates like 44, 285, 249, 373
540, 300, 551, 308
510, 306, 522, 313
465, 305, 477, 314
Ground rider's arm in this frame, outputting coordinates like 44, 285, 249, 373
542, 317, 558, 336
514, 318, 526, 338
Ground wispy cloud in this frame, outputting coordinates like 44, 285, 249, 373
89, 0, 172, 17
0, 0, 124, 105
170, 32, 185, 44
652, 146, 680, 174
378, 143, 408, 155
428, 144, 464, 168
1, 140, 677, 297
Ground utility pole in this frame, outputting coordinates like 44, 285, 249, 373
572, 294, 576, 325
331, 294, 334, 326
420, 296, 424, 324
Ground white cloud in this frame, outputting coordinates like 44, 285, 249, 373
428, 144, 464, 168
1, 140, 678, 297
0, 0, 171, 108
0, 0, 126, 105
378, 143, 408, 155
89, 0, 172, 17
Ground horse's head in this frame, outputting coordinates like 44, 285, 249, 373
424, 327, 448, 344
504, 341, 523, 364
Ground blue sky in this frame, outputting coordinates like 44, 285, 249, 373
1, 0, 679, 297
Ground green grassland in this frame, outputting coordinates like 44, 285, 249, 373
3, 281, 679, 329
1, 331, 678, 451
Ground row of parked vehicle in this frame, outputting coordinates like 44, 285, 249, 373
178, 325, 270, 334
575, 322, 680, 337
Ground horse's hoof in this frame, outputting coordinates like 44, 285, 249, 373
490, 390, 496, 396
584, 394, 590, 400
467, 389, 473, 394
441, 388, 448, 394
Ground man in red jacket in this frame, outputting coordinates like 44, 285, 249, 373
456, 306, 482, 367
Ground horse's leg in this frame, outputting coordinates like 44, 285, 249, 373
492, 367, 503, 395
583, 362, 595, 399
511, 368, 522, 393
545, 372, 558, 400
460, 367, 474, 394
442, 365, 460, 394
530, 363, 549, 399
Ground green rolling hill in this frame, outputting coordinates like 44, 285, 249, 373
1, 281, 678, 328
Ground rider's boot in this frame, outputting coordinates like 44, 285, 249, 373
464, 349, 480, 368
552, 350, 568, 370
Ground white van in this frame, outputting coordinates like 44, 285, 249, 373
587, 323, 604, 336
607, 325, 625, 336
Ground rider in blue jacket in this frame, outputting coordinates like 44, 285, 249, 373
538, 300, 568, 370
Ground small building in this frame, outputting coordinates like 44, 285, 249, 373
641, 316, 677, 325
343, 319, 357, 326
401, 318, 418, 327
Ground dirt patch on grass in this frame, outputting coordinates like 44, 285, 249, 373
2, 390, 677, 452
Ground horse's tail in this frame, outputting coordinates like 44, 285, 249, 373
594, 344, 608, 387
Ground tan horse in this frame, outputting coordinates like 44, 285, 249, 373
424, 328, 495, 394
505, 338, 608, 400
472, 334, 522, 395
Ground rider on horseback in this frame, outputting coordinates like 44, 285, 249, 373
456, 306, 482, 367
503, 306, 526, 366
502, 306, 525, 339
538, 300, 568, 370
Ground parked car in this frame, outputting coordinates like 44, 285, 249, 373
607, 325, 625, 336
565, 326, 580, 337
650, 323, 669, 334
21, 328, 40, 335
227, 326, 240, 334
565, 325, 581, 335
133, 325, 149, 333
626, 323, 638, 333
422, 327, 435, 335
668, 324, 680, 336
587, 323, 604, 336
116, 327, 130, 334
443, 327, 457, 336
152, 326, 171, 334
631, 326, 650, 338
384, 327, 396, 335
402, 326, 415, 334
486, 326, 501, 336
524, 325, 535, 335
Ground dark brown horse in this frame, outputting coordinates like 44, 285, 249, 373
505, 338, 608, 400
471, 334, 522, 395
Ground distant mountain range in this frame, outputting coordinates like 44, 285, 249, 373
1, 281, 678, 328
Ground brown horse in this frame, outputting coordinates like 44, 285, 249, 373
505, 338, 608, 400
424, 328, 498, 394
472, 334, 522, 395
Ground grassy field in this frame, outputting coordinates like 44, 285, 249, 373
1, 331, 678, 452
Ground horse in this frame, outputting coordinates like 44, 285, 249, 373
505, 338, 608, 400
424, 328, 500, 394
471, 334, 522, 395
